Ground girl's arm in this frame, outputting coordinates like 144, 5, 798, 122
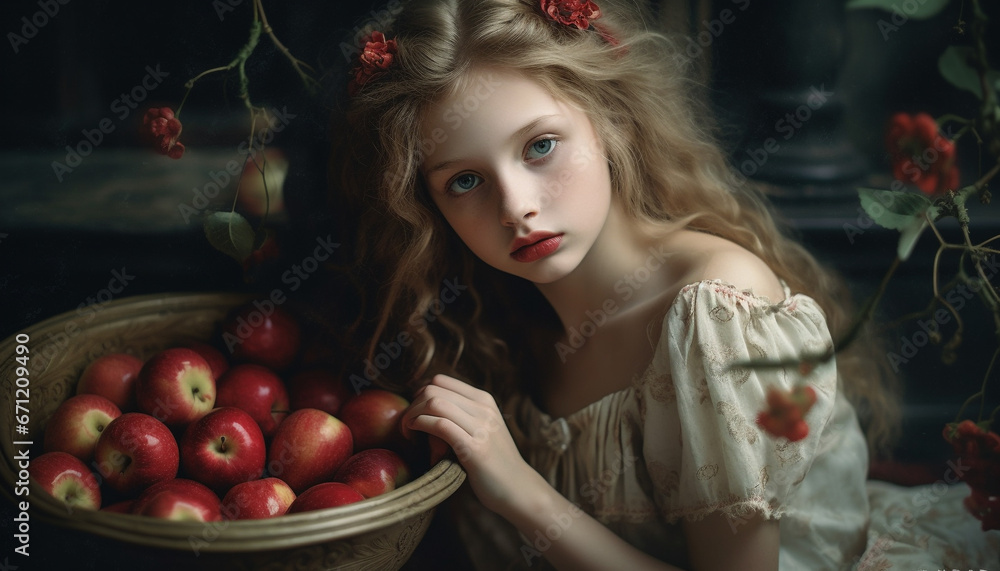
401, 374, 779, 571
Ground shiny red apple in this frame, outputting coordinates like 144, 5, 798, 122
180, 407, 266, 494
93, 412, 179, 496
131, 478, 222, 521
338, 389, 409, 451
181, 341, 230, 380
30, 451, 101, 511
267, 408, 352, 494
221, 477, 296, 520
215, 364, 290, 437
287, 368, 350, 416
76, 353, 143, 411
43, 394, 121, 462
333, 449, 411, 499
221, 301, 301, 371
286, 482, 364, 514
135, 348, 216, 426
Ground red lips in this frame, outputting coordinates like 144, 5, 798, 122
510, 232, 563, 263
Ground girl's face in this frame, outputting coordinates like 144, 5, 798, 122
420, 68, 613, 284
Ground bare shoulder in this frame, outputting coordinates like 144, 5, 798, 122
663, 229, 786, 302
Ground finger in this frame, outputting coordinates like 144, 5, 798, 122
405, 392, 480, 437
428, 374, 494, 404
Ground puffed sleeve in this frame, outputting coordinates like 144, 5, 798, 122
639, 280, 838, 523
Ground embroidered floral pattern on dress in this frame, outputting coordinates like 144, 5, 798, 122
717, 401, 759, 444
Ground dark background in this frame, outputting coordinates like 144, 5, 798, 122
0, 0, 998, 568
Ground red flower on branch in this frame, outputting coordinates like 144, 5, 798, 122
348, 31, 398, 96
540, 0, 602, 30
756, 385, 817, 442
885, 112, 959, 195
140, 107, 185, 159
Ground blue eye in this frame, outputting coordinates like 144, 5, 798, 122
449, 173, 482, 194
526, 138, 557, 160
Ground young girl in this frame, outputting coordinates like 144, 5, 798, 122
330, 0, 999, 568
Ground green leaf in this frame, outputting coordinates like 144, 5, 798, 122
858, 188, 936, 230
203, 211, 256, 263
896, 217, 928, 261
847, 0, 949, 19
939, 46, 986, 99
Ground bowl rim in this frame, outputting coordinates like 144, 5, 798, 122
0, 291, 467, 552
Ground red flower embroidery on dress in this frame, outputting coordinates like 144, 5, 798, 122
756, 385, 816, 442
540, 0, 601, 30
885, 112, 960, 196
943, 419, 1000, 530
140, 107, 185, 159
348, 31, 398, 96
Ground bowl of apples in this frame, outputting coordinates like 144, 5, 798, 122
0, 292, 466, 570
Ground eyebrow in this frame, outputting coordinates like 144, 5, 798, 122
424, 114, 560, 175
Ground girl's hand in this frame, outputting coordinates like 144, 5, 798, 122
401, 374, 542, 518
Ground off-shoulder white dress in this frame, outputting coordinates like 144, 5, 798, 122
455, 280, 1000, 570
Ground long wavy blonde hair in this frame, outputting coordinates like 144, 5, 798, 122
329, 0, 899, 453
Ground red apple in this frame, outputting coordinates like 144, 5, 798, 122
338, 389, 410, 451
43, 394, 122, 462
30, 451, 101, 511
93, 412, 179, 496
181, 341, 230, 380
287, 368, 350, 416
333, 449, 411, 499
215, 364, 290, 437
132, 478, 222, 521
221, 301, 301, 370
221, 477, 296, 520
180, 407, 266, 494
267, 408, 352, 494
101, 500, 134, 514
135, 348, 215, 426
286, 482, 364, 514
76, 353, 143, 411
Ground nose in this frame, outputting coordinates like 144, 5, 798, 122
496, 171, 539, 227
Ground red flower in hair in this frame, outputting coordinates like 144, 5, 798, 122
540, 0, 602, 30
756, 385, 817, 442
140, 107, 185, 159
885, 112, 959, 195
348, 31, 398, 96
